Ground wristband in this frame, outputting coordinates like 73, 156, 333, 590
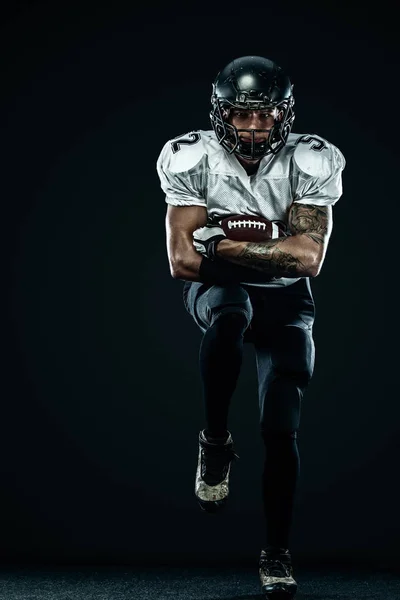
199, 256, 273, 285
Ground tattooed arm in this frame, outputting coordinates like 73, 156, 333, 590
215, 203, 333, 278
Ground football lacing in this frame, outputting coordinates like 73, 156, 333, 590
227, 219, 266, 230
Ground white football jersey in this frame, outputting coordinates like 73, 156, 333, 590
156, 129, 345, 288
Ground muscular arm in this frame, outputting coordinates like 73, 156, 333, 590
165, 205, 276, 283
165, 205, 207, 280
216, 203, 333, 278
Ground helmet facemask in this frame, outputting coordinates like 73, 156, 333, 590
210, 92, 295, 160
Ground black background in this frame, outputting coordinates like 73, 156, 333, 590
2, 0, 399, 567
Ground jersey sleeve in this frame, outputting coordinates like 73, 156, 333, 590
292, 137, 346, 207
156, 136, 207, 208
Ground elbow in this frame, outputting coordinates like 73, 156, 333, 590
306, 266, 320, 278
304, 255, 323, 278
168, 256, 180, 279
171, 269, 184, 279
169, 250, 201, 279
170, 265, 182, 279
169, 258, 187, 279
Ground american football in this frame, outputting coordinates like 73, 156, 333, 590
219, 214, 287, 242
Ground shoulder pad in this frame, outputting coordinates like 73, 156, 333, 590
293, 134, 340, 177
163, 131, 206, 174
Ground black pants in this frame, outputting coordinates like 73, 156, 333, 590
183, 277, 316, 549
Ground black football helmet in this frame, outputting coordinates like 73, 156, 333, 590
210, 56, 295, 160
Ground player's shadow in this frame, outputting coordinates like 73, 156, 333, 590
190, 594, 349, 600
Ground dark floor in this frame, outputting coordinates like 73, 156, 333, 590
0, 566, 399, 600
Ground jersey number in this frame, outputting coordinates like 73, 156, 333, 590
295, 135, 327, 152
171, 132, 201, 154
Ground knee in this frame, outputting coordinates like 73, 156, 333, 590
272, 326, 315, 387
272, 347, 314, 391
274, 365, 313, 392
211, 309, 251, 337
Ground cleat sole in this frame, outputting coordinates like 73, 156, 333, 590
197, 497, 227, 512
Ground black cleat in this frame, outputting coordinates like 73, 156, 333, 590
259, 547, 298, 599
194, 429, 239, 513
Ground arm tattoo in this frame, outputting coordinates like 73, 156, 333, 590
237, 237, 305, 276
289, 203, 329, 245
218, 204, 331, 277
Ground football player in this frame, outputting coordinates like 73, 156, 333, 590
156, 55, 345, 599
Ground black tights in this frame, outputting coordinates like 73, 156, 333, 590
199, 311, 248, 438
261, 431, 300, 550
199, 310, 301, 550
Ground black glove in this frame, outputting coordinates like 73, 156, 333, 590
193, 223, 226, 261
